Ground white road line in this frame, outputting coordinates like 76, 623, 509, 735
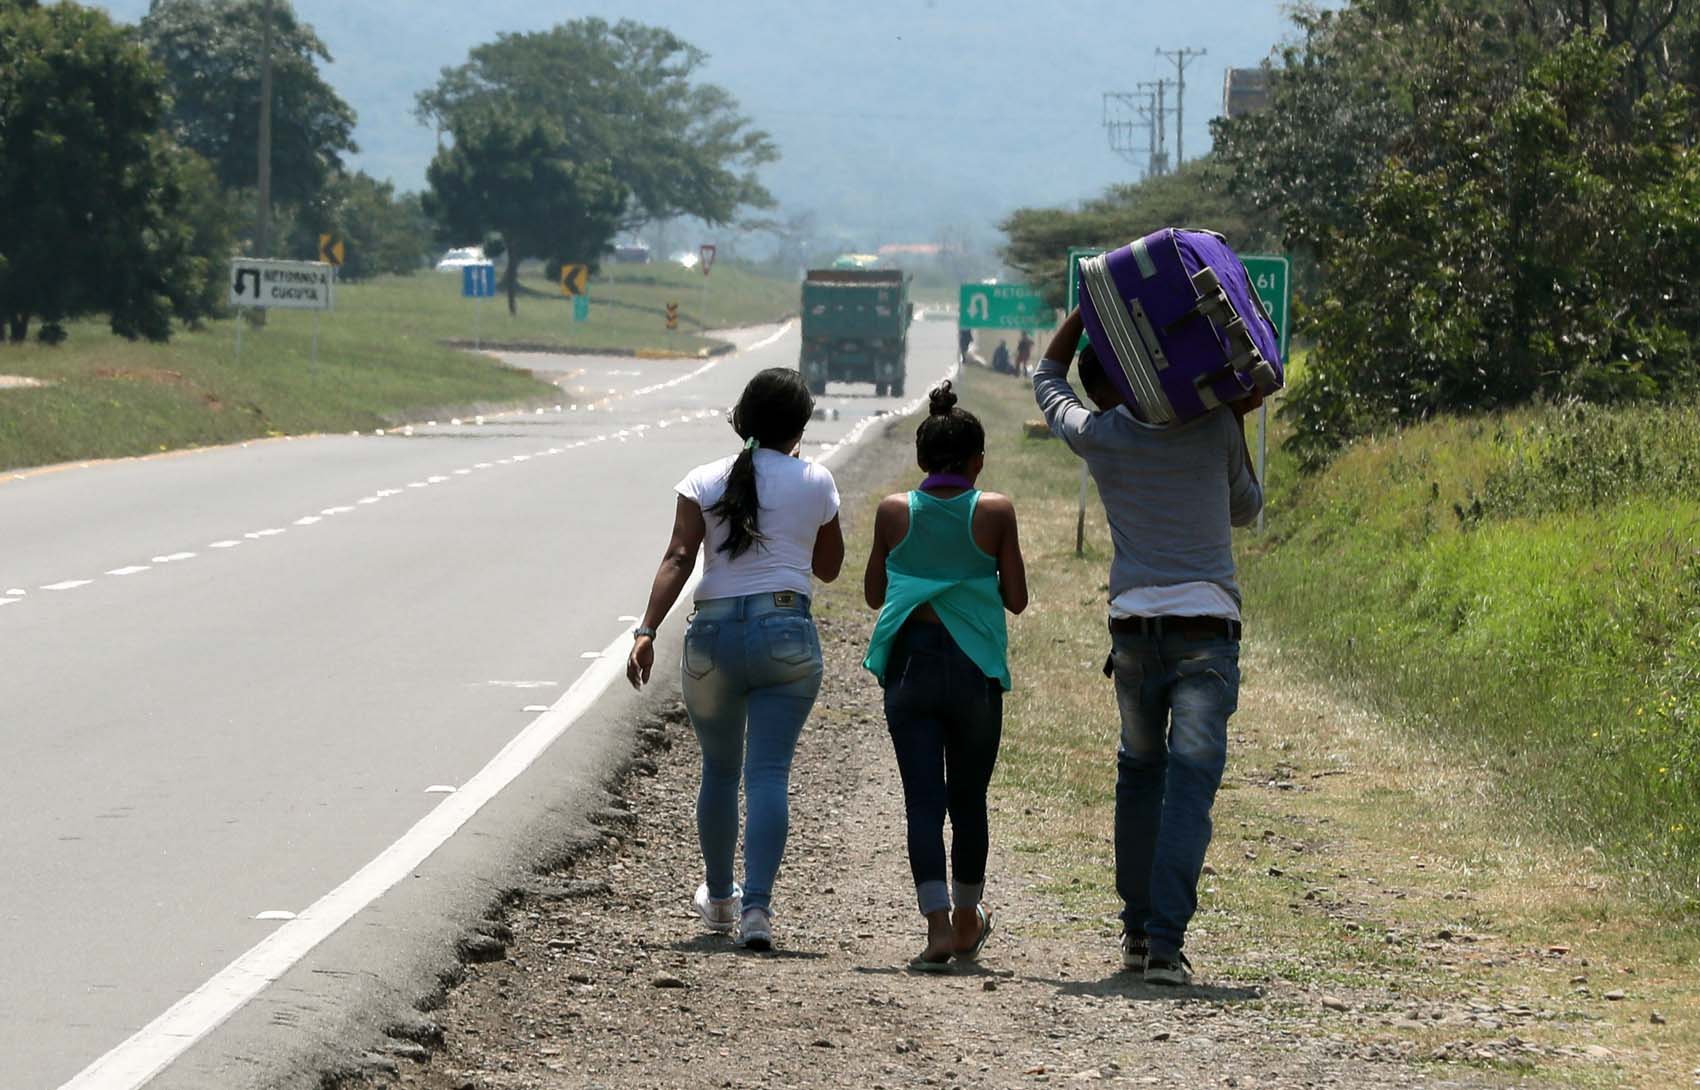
293, 517, 322, 526
484, 680, 558, 689
357, 497, 381, 505
424, 785, 457, 794
747, 322, 793, 352
427, 476, 449, 484
209, 541, 242, 550
252, 911, 296, 922
0, 597, 21, 606
43, 580, 93, 591
244, 529, 286, 540
54, 366, 902, 1090
406, 482, 429, 489
453, 469, 472, 476
522, 705, 550, 713
107, 566, 152, 577
151, 553, 197, 564
321, 507, 355, 516
6, 588, 24, 596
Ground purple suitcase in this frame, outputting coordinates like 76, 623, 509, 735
1077, 228, 1283, 425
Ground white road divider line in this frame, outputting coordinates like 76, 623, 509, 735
0, 597, 21, 606
6, 588, 24, 596
321, 507, 355, 516
424, 785, 457, 794
293, 517, 321, 526
55, 355, 913, 1090
151, 553, 197, 564
107, 566, 152, 577
43, 580, 93, 591
252, 911, 296, 922
244, 529, 286, 540
209, 541, 242, 550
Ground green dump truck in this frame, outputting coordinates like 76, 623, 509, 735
799, 269, 913, 397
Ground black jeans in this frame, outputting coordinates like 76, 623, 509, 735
883, 622, 1004, 916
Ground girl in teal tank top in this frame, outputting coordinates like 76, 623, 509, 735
863, 382, 1029, 969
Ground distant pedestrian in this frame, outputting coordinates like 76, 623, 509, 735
1016, 331, 1035, 377
958, 326, 974, 363
991, 340, 1013, 375
863, 381, 1028, 970
1034, 311, 1263, 986
627, 368, 845, 951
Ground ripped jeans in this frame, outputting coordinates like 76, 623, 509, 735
1109, 628, 1240, 961
681, 592, 823, 914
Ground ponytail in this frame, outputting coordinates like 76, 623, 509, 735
708, 370, 815, 558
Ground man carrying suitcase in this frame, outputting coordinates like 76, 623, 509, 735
1034, 309, 1263, 986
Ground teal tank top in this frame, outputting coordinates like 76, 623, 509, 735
863, 490, 1010, 690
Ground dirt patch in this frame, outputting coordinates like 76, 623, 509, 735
0, 375, 51, 389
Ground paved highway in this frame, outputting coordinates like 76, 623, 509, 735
0, 316, 958, 1089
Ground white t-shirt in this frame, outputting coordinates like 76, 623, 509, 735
676, 450, 840, 601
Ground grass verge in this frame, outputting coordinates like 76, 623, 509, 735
0, 264, 798, 473
810, 364, 1696, 1089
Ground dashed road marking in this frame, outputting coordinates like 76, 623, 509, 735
43, 580, 92, 591
151, 552, 197, 564
209, 541, 242, 550
253, 911, 296, 922
107, 566, 152, 577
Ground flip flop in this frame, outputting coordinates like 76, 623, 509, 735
956, 905, 995, 962
910, 952, 954, 973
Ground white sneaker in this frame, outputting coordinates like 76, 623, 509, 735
694, 882, 741, 933
735, 906, 773, 951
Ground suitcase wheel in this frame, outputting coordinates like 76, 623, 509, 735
1251, 361, 1279, 390
1190, 266, 1222, 295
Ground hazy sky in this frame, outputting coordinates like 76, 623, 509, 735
94, 1, 1310, 244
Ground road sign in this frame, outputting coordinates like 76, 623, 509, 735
959, 283, 1050, 329
1241, 254, 1291, 362
699, 244, 716, 276
572, 295, 590, 322
318, 232, 345, 267
665, 301, 679, 331
559, 264, 589, 296
1064, 247, 1105, 313
229, 259, 333, 311
462, 263, 496, 298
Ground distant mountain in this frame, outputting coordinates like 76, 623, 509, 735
94, 0, 1309, 247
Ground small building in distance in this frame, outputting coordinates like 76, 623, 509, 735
1223, 68, 1272, 118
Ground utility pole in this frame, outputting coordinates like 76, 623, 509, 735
256, 0, 274, 260
1156, 47, 1207, 168
1102, 81, 1170, 178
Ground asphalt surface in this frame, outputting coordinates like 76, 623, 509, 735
0, 316, 960, 1090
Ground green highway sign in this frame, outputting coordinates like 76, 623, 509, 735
959, 282, 1050, 329
1064, 247, 1104, 313
1242, 254, 1291, 363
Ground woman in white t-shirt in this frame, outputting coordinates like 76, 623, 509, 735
626, 367, 844, 951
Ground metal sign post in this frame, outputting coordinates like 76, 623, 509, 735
1242, 255, 1292, 533
1065, 248, 1106, 558
699, 244, 715, 332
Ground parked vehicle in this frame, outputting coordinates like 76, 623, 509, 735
434, 246, 486, 272
612, 242, 652, 264
799, 269, 913, 397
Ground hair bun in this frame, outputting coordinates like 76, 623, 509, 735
928, 381, 958, 416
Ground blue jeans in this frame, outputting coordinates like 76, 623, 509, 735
883, 622, 1004, 916
1109, 628, 1239, 960
681, 592, 823, 913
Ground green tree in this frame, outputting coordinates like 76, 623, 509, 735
999, 159, 1281, 308
0, 1, 220, 343
423, 111, 627, 315
138, 0, 357, 208
417, 18, 776, 234
1214, 0, 1700, 467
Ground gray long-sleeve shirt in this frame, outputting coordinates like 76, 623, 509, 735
1034, 357, 1263, 609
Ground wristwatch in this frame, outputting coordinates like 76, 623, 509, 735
632, 625, 658, 640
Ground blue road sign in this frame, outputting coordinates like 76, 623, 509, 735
462, 263, 497, 299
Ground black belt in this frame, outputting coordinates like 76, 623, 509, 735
1108, 615, 1242, 641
